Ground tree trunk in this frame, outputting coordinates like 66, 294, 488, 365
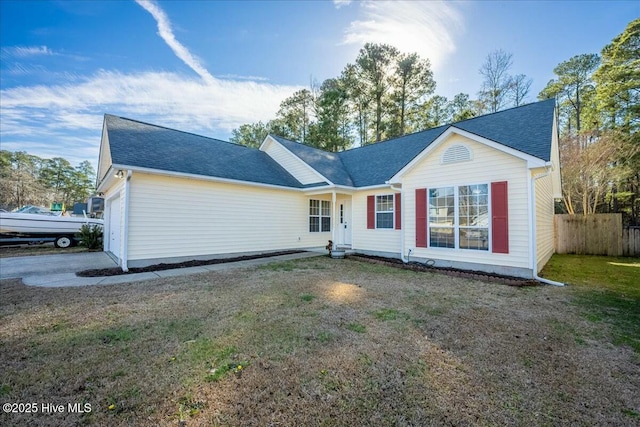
375, 93, 383, 142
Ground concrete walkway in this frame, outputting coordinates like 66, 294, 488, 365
0, 252, 118, 280
4, 251, 323, 288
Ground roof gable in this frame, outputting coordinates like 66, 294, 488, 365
269, 135, 354, 186
274, 100, 555, 187
103, 115, 303, 188
337, 126, 447, 187
99, 99, 555, 190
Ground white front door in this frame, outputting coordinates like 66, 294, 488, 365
338, 200, 352, 246
108, 196, 121, 258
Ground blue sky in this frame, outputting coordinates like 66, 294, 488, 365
0, 0, 637, 169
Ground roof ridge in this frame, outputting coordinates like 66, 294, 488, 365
333, 98, 556, 154
105, 114, 253, 150
449, 98, 555, 126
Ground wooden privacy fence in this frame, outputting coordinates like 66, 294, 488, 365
625, 227, 640, 257
554, 214, 640, 257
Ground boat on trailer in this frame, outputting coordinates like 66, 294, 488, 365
0, 206, 103, 248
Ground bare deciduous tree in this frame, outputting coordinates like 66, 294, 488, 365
560, 131, 638, 215
478, 49, 513, 113
510, 74, 532, 106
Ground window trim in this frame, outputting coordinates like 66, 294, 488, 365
427, 183, 490, 251
309, 199, 331, 233
375, 194, 395, 229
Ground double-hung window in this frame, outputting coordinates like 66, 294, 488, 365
428, 184, 489, 250
309, 199, 331, 232
428, 187, 455, 247
375, 195, 394, 229
458, 184, 489, 250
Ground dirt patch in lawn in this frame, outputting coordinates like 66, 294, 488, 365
1, 256, 638, 426
76, 250, 307, 277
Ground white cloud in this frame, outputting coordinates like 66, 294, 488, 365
0, 1, 302, 167
1, 45, 54, 58
333, 0, 352, 9
135, 0, 215, 85
0, 70, 301, 167
216, 74, 270, 82
341, 0, 464, 70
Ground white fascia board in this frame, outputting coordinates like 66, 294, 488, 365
257, 134, 272, 151
303, 183, 392, 196
260, 135, 334, 185
105, 164, 307, 193
304, 186, 337, 196
303, 184, 357, 196
96, 165, 116, 193
352, 183, 394, 191
95, 118, 108, 187
389, 127, 547, 182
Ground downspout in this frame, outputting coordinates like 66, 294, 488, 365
530, 168, 564, 286
389, 184, 408, 263
121, 170, 132, 272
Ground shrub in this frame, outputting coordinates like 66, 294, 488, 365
76, 223, 103, 250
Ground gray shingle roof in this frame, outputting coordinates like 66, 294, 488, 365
335, 98, 555, 186
104, 115, 304, 188
452, 98, 555, 161
337, 126, 447, 187
269, 135, 354, 186
103, 99, 555, 190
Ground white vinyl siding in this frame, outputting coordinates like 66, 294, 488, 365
352, 191, 401, 254
535, 171, 555, 272
550, 114, 562, 199
261, 137, 324, 185
403, 134, 531, 270
126, 173, 328, 262
97, 125, 113, 182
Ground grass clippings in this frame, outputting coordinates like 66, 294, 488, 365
1, 255, 638, 426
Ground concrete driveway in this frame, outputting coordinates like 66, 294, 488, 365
0, 251, 324, 287
0, 252, 117, 280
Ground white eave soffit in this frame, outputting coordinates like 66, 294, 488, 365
388, 126, 547, 183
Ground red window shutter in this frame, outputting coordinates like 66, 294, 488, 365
415, 188, 427, 247
395, 193, 401, 230
491, 181, 509, 254
367, 195, 375, 229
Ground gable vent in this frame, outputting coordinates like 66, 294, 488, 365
442, 144, 472, 164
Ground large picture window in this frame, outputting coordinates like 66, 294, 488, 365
309, 199, 331, 232
428, 184, 489, 250
376, 195, 394, 229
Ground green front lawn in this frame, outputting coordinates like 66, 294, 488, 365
541, 254, 640, 352
541, 254, 640, 296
